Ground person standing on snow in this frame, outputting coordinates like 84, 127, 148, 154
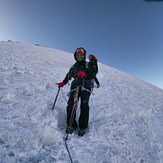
58, 47, 97, 136
88, 54, 100, 88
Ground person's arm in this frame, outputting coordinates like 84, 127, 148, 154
86, 63, 97, 80
94, 76, 99, 85
94, 76, 100, 88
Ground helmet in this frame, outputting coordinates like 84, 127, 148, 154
89, 54, 97, 62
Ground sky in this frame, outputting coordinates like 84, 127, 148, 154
0, 0, 163, 89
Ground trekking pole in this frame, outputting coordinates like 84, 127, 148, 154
52, 87, 60, 110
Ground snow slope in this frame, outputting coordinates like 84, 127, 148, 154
0, 41, 163, 163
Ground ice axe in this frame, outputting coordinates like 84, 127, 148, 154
52, 86, 60, 110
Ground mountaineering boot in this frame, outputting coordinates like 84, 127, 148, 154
78, 128, 86, 137
65, 127, 76, 134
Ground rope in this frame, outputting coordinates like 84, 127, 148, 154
68, 87, 79, 128
62, 84, 96, 163
64, 135, 73, 163
64, 87, 79, 163
60, 88, 68, 102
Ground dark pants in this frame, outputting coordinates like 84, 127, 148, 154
66, 89, 91, 129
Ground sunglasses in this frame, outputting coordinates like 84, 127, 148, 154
76, 48, 85, 55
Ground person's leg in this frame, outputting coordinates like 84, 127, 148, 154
66, 91, 78, 129
78, 90, 91, 129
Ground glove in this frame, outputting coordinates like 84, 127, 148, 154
97, 84, 100, 88
76, 71, 86, 79
58, 81, 65, 88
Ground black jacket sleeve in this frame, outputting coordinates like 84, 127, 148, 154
94, 76, 100, 85
86, 63, 97, 80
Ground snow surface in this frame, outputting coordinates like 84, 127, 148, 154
0, 41, 163, 163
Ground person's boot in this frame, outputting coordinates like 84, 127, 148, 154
65, 127, 76, 134
78, 128, 86, 137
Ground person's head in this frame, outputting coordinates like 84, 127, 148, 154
89, 54, 97, 62
74, 47, 86, 62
